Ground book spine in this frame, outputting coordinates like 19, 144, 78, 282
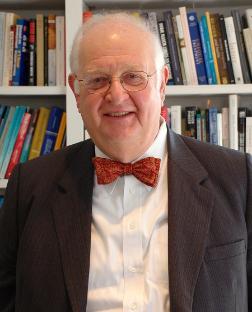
185, 106, 197, 138
231, 9, 251, 83
196, 109, 202, 141
28, 19, 36, 86
163, 11, 183, 85
229, 94, 239, 150
0, 13, 6, 86
217, 112, 223, 146
56, 16, 65, 86
243, 28, 252, 78
5, 112, 31, 178
209, 107, 218, 145
187, 11, 208, 84
205, 11, 221, 84
12, 20, 24, 86
28, 107, 50, 159
210, 13, 229, 84
219, 15, 235, 84
246, 117, 252, 154
54, 111, 66, 151
238, 107, 247, 153
0, 106, 16, 158
8, 25, 16, 86
245, 9, 252, 29
40, 107, 63, 155
199, 19, 212, 84
48, 15, 56, 86
222, 107, 229, 148
157, 20, 174, 85
170, 105, 182, 134
36, 14, 44, 86
179, 7, 198, 85
200, 109, 207, 142
224, 17, 244, 84
0, 106, 10, 139
19, 20, 29, 86
44, 16, 48, 86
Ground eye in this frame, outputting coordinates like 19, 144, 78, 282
85, 74, 109, 89
122, 72, 146, 86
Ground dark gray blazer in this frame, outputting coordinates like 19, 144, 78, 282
0, 129, 251, 312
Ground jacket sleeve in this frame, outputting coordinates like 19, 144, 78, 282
0, 165, 20, 312
246, 153, 252, 311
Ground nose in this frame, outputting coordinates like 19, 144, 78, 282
104, 78, 129, 104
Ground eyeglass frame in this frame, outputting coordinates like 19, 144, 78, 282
74, 70, 157, 94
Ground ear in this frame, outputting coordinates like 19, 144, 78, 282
68, 74, 81, 111
160, 65, 169, 102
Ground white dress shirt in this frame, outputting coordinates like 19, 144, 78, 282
87, 120, 169, 312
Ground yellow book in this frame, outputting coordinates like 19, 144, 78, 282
54, 112, 66, 151
205, 11, 221, 84
28, 107, 50, 160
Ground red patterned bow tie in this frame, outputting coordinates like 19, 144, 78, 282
92, 156, 161, 187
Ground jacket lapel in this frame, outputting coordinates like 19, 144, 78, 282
167, 130, 214, 311
51, 140, 95, 312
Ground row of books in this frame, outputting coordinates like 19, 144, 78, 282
166, 95, 252, 154
0, 12, 65, 86
0, 105, 66, 179
83, 7, 252, 86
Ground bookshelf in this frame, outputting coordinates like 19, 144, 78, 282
0, 0, 252, 192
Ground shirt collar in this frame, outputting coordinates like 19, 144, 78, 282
94, 117, 168, 193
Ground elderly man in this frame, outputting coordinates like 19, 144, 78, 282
0, 12, 251, 312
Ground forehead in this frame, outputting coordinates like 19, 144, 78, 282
78, 21, 156, 72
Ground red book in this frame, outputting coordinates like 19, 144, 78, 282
5, 112, 31, 178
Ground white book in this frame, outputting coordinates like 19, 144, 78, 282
48, 15, 56, 86
170, 105, 182, 135
229, 94, 239, 151
245, 8, 252, 29
147, 12, 160, 41
243, 28, 252, 78
222, 107, 229, 148
178, 7, 198, 85
217, 113, 223, 147
0, 12, 6, 86
224, 16, 244, 84
56, 16, 65, 86
2, 12, 19, 86
246, 117, 252, 154
176, 14, 191, 85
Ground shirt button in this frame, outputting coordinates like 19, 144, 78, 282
130, 303, 137, 311
128, 266, 137, 273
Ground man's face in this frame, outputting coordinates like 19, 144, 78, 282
72, 22, 168, 162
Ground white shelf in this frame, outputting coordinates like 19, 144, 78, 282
165, 84, 252, 96
0, 86, 66, 96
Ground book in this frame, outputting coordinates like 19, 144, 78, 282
48, 15, 56, 86
170, 105, 182, 134
163, 11, 183, 85
157, 20, 174, 85
20, 108, 40, 163
0, 106, 10, 139
238, 107, 247, 153
245, 8, 252, 29
44, 16, 48, 86
28, 107, 50, 160
28, 19, 36, 86
229, 94, 239, 150
209, 107, 218, 145
217, 112, 223, 146
222, 107, 229, 148
209, 13, 229, 84
54, 111, 66, 151
196, 109, 202, 141
36, 14, 44, 86
224, 16, 244, 84
5, 111, 31, 178
243, 28, 252, 78
0, 106, 26, 178
199, 15, 217, 84
205, 11, 221, 84
246, 116, 252, 154
56, 16, 65, 86
185, 106, 197, 138
200, 109, 207, 142
40, 107, 63, 155
219, 15, 235, 84
179, 7, 198, 85
0, 106, 16, 158
0, 12, 6, 86
187, 11, 208, 84
231, 9, 251, 83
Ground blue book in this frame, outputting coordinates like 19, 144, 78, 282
187, 11, 208, 85
12, 19, 29, 86
201, 15, 217, 85
40, 107, 64, 156
0, 106, 26, 178
209, 107, 218, 145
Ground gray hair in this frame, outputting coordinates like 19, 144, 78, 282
69, 12, 165, 74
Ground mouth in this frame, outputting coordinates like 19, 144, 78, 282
105, 111, 132, 117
